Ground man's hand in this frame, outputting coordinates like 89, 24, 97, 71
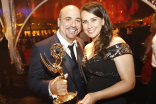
50, 74, 68, 95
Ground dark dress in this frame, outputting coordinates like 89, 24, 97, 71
82, 43, 132, 104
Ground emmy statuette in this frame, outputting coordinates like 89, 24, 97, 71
40, 43, 78, 104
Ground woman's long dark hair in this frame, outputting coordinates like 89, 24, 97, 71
81, 2, 113, 58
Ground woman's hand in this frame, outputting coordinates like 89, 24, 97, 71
79, 93, 97, 104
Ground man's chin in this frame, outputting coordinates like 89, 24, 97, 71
67, 35, 77, 40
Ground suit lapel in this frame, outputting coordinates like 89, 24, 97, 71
53, 33, 59, 43
62, 55, 77, 87
77, 42, 87, 84
54, 33, 77, 87
77, 42, 83, 62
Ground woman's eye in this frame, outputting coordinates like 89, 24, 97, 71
82, 21, 87, 24
92, 19, 96, 21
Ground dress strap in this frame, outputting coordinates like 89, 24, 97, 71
106, 43, 132, 59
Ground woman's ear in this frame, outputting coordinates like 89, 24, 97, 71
102, 18, 105, 26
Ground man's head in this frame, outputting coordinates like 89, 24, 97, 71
58, 5, 81, 44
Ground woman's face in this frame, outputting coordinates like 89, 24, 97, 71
81, 10, 104, 39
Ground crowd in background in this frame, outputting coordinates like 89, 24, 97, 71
17, 31, 55, 51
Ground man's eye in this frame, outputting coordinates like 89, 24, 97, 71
66, 18, 70, 21
76, 20, 81, 22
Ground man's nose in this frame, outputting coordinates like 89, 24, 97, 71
71, 20, 76, 27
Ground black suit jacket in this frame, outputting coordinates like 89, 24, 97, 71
27, 33, 86, 103
0, 37, 11, 71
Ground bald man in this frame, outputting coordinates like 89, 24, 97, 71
27, 5, 86, 104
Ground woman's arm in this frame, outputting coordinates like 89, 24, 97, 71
80, 37, 135, 104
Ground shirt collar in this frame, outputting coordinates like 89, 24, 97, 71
57, 30, 77, 48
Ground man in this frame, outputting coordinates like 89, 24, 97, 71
0, 31, 13, 89
27, 5, 86, 103
148, 12, 156, 104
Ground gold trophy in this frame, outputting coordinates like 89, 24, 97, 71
40, 43, 78, 104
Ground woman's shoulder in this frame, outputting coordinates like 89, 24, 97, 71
107, 36, 132, 53
109, 36, 125, 47
84, 42, 92, 50
106, 37, 132, 58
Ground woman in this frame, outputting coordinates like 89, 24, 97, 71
80, 2, 135, 104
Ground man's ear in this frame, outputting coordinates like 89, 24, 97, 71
57, 18, 60, 27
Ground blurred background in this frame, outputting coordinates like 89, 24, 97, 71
0, 0, 156, 104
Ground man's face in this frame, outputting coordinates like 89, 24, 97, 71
58, 6, 81, 43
